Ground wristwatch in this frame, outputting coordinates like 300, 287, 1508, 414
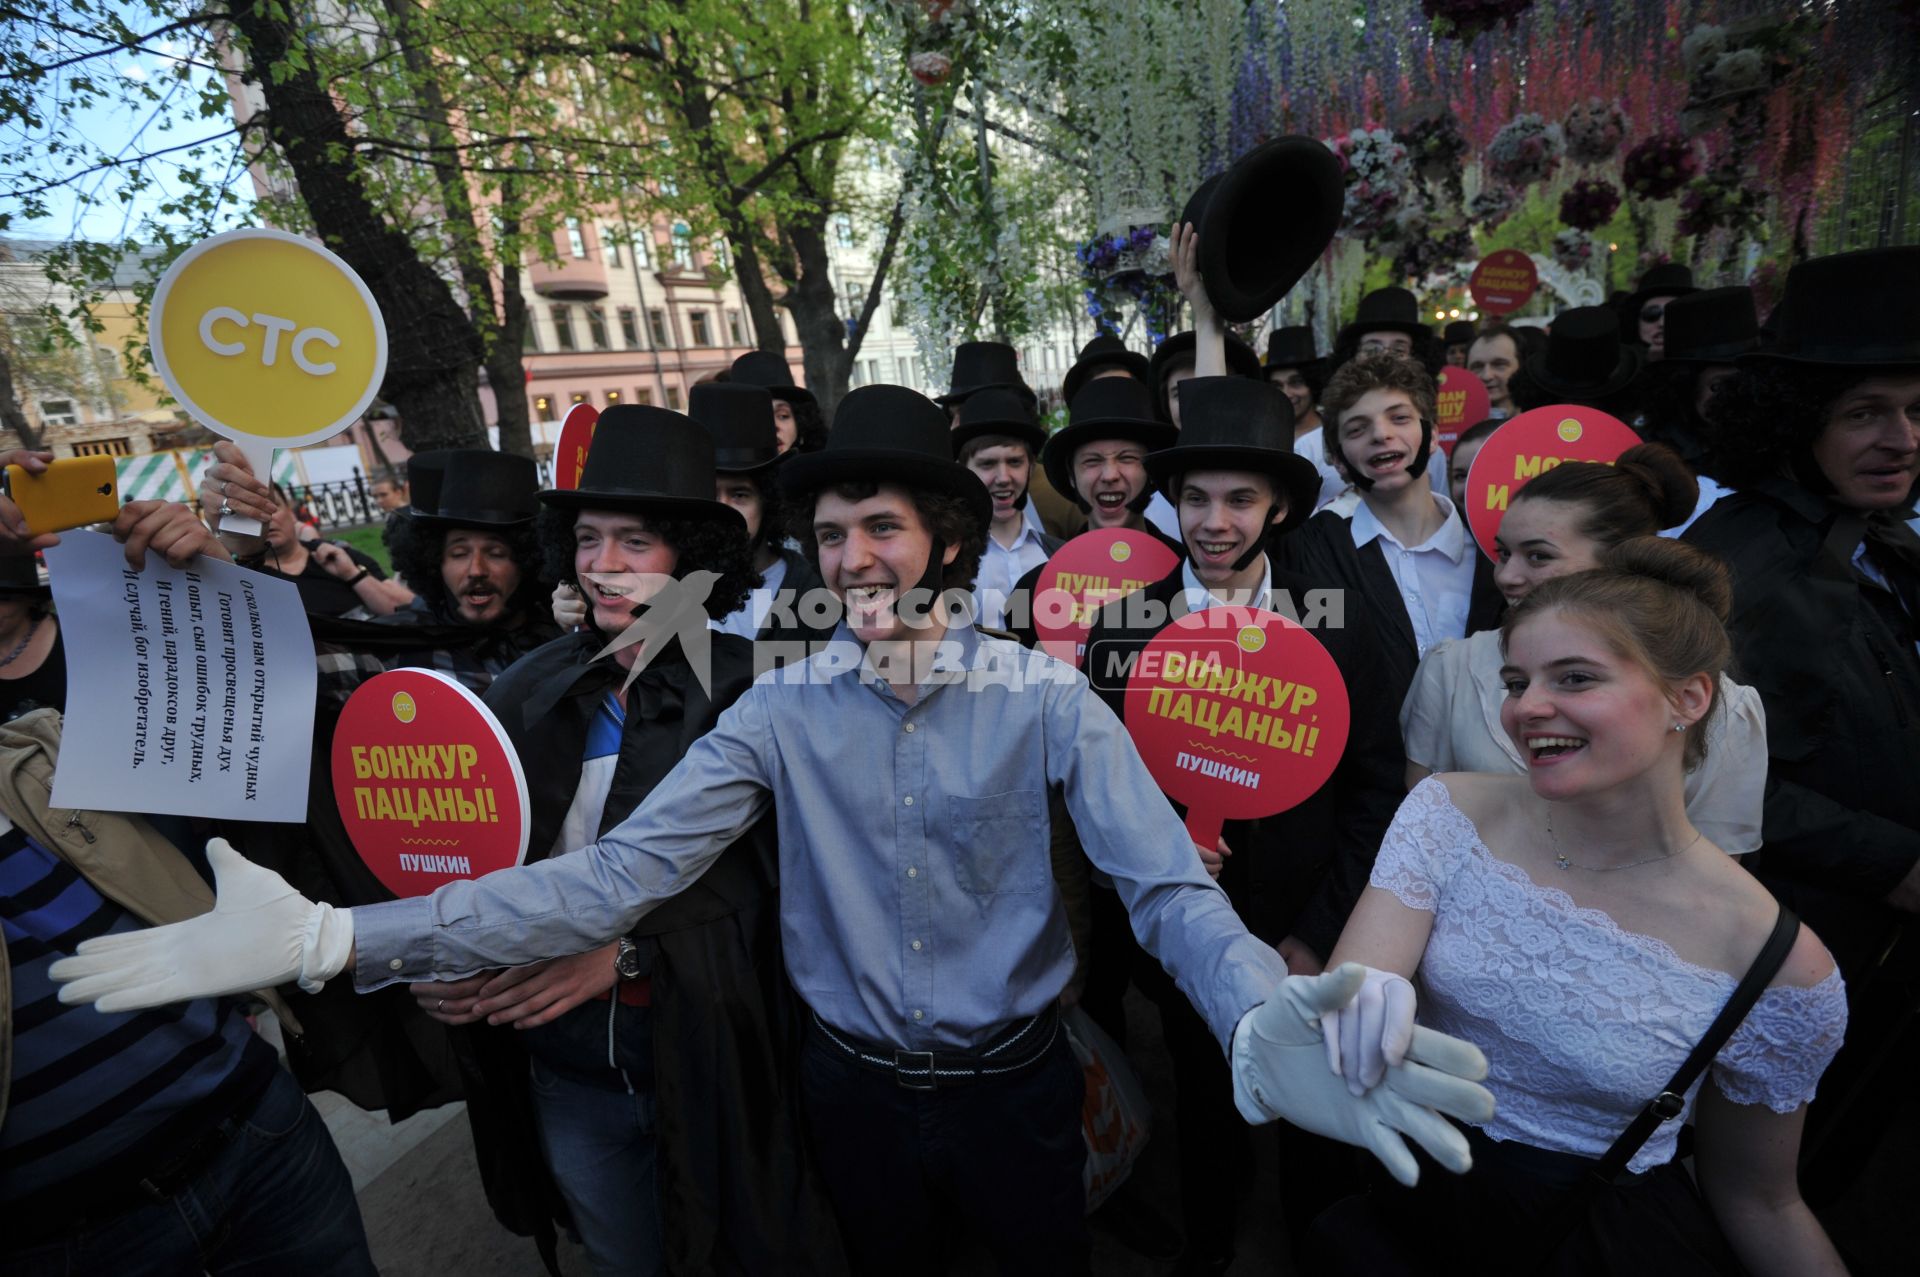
614, 937, 643, 981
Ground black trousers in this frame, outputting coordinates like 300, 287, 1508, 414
798, 1027, 1089, 1277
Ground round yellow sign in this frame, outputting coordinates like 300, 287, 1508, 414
1237, 625, 1266, 653
149, 229, 387, 446
1109, 541, 1133, 563
1557, 418, 1584, 443
391, 691, 417, 724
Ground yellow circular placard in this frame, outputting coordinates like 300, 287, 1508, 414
150, 229, 387, 445
391, 691, 417, 724
1237, 626, 1266, 653
1557, 418, 1584, 443
1109, 541, 1133, 563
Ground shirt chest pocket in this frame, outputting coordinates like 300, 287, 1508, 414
945, 789, 1048, 895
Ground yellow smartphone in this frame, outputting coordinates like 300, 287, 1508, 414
4, 456, 121, 534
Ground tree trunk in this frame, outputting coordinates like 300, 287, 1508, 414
0, 346, 45, 450
224, 0, 488, 453
784, 218, 849, 419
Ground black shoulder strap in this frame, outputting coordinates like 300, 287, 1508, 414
1591, 903, 1801, 1183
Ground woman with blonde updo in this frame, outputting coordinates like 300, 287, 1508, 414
1311, 539, 1847, 1275
1400, 442, 1769, 853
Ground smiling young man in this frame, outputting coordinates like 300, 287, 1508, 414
1079, 375, 1409, 1267
53, 384, 1496, 1277
1279, 354, 1504, 713
1466, 323, 1525, 419
951, 386, 1061, 629
1684, 247, 1920, 1226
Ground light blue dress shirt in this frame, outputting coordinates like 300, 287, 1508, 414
351, 625, 1287, 1051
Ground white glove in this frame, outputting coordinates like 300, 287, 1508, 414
553, 581, 587, 630
1232, 964, 1493, 1187
1321, 963, 1418, 1096
50, 838, 354, 1011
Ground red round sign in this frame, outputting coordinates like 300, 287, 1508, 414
1033, 529, 1181, 665
1463, 405, 1644, 560
1469, 249, 1539, 316
1433, 366, 1492, 457
1123, 608, 1351, 848
330, 669, 530, 898
554, 402, 599, 490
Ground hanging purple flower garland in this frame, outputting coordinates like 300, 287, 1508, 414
1621, 133, 1700, 202
1559, 178, 1623, 232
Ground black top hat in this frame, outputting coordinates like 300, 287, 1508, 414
1144, 378, 1320, 534
1179, 137, 1345, 324
1523, 306, 1644, 400
539, 404, 743, 527
0, 554, 47, 597
938, 341, 1031, 406
415, 450, 539, 529
1443, 320, 1477, 347
729, 350, 816, 408
404, 450, 452, 517
950, 387, 1047, 457
1661, 287, 1759, 365
1041, 379, 1176, 507
1626, 263, 1697, 318
779, 385, 992, 531
1337, 287, 1433, 348
689, 382, 783, 474
1061, 333, 1151, 404
1263, 325, 1324, 371
1147, 330, 1261, 420
1743, 247, 1920, 368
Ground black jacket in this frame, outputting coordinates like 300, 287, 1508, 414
1685, 478, 1920, 981
1081, 566, 1405, 958
1276, 506, 1505, 716
462, 630, 845, 1274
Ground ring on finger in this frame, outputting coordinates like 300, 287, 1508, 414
437, 998, 447, 1012
218, 501, 235, 518
216, 478, 227, 496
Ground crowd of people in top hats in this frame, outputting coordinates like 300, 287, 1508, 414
5, 128, 1920, 1277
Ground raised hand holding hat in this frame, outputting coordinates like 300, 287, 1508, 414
1231, 964, 1493, 1187
51, 839, 354, 1011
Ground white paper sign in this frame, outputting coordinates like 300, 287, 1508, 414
45, 532, 316, 820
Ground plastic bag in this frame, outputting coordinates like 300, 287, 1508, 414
1062, 1003, 1150, 1211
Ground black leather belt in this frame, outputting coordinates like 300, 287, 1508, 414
809, 1005, 1060, 1090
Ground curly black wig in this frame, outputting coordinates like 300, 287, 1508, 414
1697, 362, 1869, 490
785, 395, 830, 454
536, 504, 759, 625
782, 480, 988, 595
386, 513, 551, 622
729, 467, 789, 557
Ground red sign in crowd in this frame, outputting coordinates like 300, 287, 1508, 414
1462, 404, 1645, 559
1032, 529, 1182, 664
1468, 249, 1540, 316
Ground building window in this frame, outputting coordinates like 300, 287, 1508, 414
619, 308, 641, 348
603, 228, 621, 267
565, 219, 587, 258
665, 385, 683, 411
534, 395, 555, 422
833, 214, 854, 247
37, 399, 77, 426
726, 309, 745, 345
606, 389, 622, 404
71, 437, 129, 457
709, 239, 729, 270
570, 392, 590, 405
522, 318, 540, 351
688, 310, 713, 347
890, 295, 906, 328
648, 308, 672, 348
93, 346, 120, 377
634, 388, 652, 405
633, 234, 651, 268
585, 307, 610, 351
551, 306, 576, 351
671, 223, 694, 270
842, 280, 864, 316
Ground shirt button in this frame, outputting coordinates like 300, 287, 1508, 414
388, 958, 403, 971
912, 1009, 924, 1021
903, 796, 913, 807
907, 867, 918, 878
904, 722, 916, 733
911, 939, 923, 951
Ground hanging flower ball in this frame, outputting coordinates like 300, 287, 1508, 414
908, 51, 952, 86
1559, 178, 1623, 232
1467, 185, 1520, 230
1553, 228, 1595, 274
1622, 133, 1700, 201
1677, 164, 1766, 239
1562, 99, 1629, 165
1421, 0, 1536, 42
917, 0, 960, 19
1485, 114, 1565, 189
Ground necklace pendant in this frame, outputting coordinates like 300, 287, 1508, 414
1555, 854, 1571, 871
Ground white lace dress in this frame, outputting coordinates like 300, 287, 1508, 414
1377, 777, 1846, 1173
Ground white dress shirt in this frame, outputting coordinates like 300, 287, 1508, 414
1178, 556, 1272, 613
1348, 494, 1477, 656
973, 521, 1052, 629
